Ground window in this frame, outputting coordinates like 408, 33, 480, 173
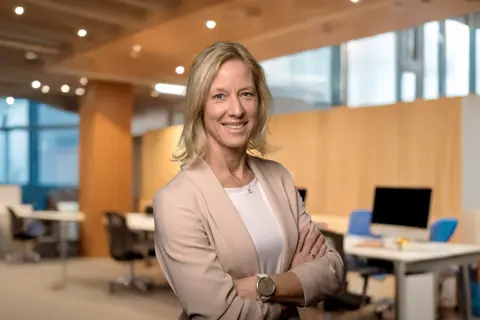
38, 129, 79, 186
261, 47, 332, 113
445, 19, 470, 97
0, 131, 5, 183
477, 30, 480, 95
401, 72, 416, 102
38, 104, 79, 126
7, 130, 29, 184
0, 98, 29, 128
347, 32, 397, 107
423, 22, 440, 100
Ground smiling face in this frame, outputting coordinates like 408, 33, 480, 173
203, 59, 258, 154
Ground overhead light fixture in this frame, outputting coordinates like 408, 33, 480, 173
25, 51, 37, 60
350, 0, 360, 3
5, 97, 15, 105
133, 45, 142, 52
77, 29, 87, 37
154, 83, 186, 96
79, 77, 88, 86
151, 90, 159, 98
60, 84, 70, 93
41, 85, 50, 93
175, 66, 185, 75
75, 88, 85, 96
206, 20, 216, 29
31, 80, 41, 89
14, 6, 24, 15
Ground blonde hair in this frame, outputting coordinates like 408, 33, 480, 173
173, 41, 272, 165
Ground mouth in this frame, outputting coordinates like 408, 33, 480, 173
222, 122, 247, 130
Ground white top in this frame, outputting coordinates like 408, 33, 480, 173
225, 178, 285, 274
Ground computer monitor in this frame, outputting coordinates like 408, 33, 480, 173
370, 186, 432, 241
297, 188, 307, 203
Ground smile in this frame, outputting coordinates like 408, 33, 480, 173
222, 123, 247, 129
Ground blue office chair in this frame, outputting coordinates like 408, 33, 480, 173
347, 209, 377, 237
346, 209, 386, 303
429, 218, 458, 242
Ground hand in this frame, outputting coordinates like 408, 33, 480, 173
234, 276, 258, 300
291, 226, 327, 268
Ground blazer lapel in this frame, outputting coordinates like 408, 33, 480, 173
248, 156, 298, 272
182, 160, 260, 277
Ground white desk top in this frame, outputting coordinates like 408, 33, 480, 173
17, 210, 85, 222
345, 235, 480, 263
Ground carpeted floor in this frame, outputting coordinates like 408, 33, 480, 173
0, 258, 467, 320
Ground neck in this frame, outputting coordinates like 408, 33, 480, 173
205, 145, 248, 177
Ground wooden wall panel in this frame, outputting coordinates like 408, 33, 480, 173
140, 98, 462, 222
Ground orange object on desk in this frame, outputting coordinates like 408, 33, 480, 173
356, 240, 383, 248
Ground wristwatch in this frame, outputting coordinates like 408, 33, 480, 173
256, 273, 276, 302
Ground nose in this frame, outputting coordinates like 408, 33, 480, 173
227, 95, 245, 118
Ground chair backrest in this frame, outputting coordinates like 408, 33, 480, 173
7, 207, 24, 237
429, 218, 458, 242
297, 188, 307, 203
320, 229, 347, 290
347, 209, 376, 237
104, 212, 133, 260
144, 206, 154, 215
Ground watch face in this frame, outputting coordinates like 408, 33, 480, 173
258, 277, 276, 297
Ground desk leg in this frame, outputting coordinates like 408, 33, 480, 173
459, 264, 473, 320
394, 261, 407, 320
51, 221, 68, 290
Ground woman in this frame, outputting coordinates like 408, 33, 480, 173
153, 42, 344, 320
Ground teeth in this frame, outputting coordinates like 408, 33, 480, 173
224, 124, 244, 129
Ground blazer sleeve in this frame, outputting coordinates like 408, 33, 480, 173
153, 188, 283, 320
289, 190, 345, 307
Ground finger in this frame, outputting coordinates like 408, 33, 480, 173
296, 226, 309, 253
301, 227, 321, 254
308, 234, 326, 257
316, 244, 327, 258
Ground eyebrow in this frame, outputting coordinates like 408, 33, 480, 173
212, 86, 255, 92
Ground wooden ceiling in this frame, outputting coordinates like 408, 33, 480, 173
0, 0, 479, 112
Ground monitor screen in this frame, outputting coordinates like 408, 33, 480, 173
371, 186, 432, 229
297, 188, 307, 203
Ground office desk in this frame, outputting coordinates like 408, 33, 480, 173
126, 212, 328, 232
346, 235, 480, 320
16, 210, 85, 290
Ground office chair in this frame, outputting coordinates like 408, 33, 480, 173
4, 207, 41, 264
320, 229, 373, 317
104, 211, 153, 294
346, 210, 387, 300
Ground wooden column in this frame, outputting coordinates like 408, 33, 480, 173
79, 81, 134, 257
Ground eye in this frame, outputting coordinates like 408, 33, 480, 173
241, 91, 255, 97
213, 93, 225, 100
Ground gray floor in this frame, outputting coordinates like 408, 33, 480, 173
0, 258, 467, 320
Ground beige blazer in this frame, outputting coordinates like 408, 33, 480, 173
153, 156, 344, 320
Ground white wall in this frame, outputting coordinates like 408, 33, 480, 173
462, 95, 480, 211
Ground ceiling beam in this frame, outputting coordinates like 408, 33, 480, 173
20, 0, 142, 26
0, 38, 59, 55
112, 0, 177, 11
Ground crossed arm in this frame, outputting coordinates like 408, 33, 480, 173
154, 189, 344, 320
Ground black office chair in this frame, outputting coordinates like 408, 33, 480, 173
104, 211, 153, 294
5, 207, 41, 264
320, 230, 374, 317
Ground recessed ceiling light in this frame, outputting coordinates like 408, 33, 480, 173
25, 51, 37, 60
133, 45, 142, 52
31, 80, 41, 89
5, 97, 15, 105
206, 20, 216, 29
41, 85, 50, 93
14, 6, 24, 15
77, 29, 87, 37
154, 83, 186, 96
75, 88, 85, 96
175, 66, 185, 75
151, 90, 159, 98
61, 84, 70, 93
79, 77, 88, 86
350, 0, 360, 3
